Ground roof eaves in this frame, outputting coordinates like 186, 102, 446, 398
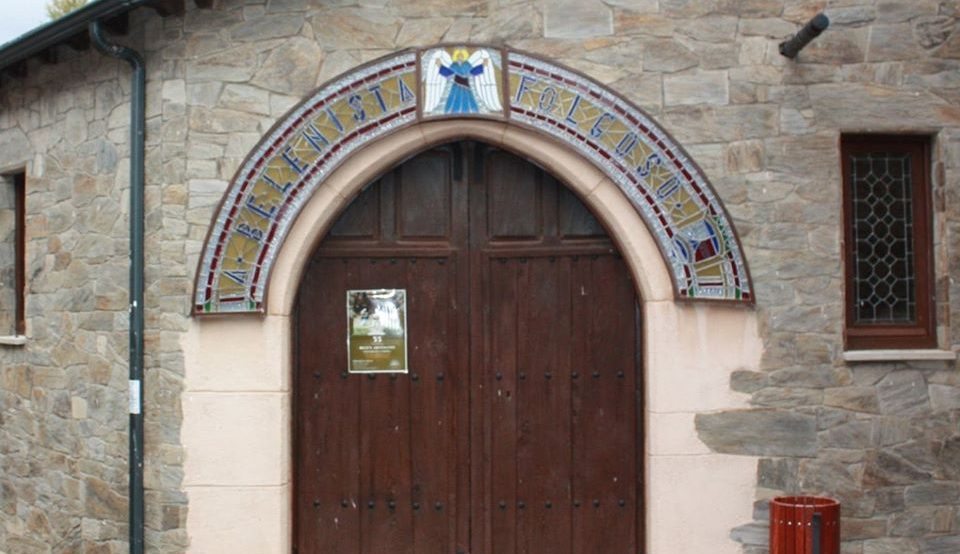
0, 0, 151, 75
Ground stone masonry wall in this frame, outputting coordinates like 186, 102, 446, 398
0, 0, 959, 553
0, 16, 188, 554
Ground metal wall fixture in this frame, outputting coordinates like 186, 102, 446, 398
779, 13, 831, 58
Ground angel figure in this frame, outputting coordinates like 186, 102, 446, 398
423, 48, 502, 115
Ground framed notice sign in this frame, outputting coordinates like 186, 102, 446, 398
347, 289, 408, 373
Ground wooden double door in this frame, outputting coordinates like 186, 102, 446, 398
295, 142, 643, 554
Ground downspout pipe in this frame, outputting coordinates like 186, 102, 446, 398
88, 21, 146, 554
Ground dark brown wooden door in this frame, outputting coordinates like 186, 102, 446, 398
295, 143, 642, 554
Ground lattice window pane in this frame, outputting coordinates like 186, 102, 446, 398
849, 152, 915, 324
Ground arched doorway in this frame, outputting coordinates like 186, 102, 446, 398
293, 142, 643, 553
185, 46, 762, 554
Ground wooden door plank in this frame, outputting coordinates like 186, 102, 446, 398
328, 179, 380, 240
569, 256, 589, 554
408, 257, 455, 554
570, 255, 639, 553
590, 255, 639, 552
485, 151, 541, 240
396, 151, 452, 239
488, 257, 519, 554
297, 258, 361, 552
356, 260, 414, 554
469, 144, 490, 554
515, 257, 573, 554
570, 256, 597, 552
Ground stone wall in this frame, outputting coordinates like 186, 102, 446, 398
0, 16, 188, 553
0, 0, 958, 553
699, 363, 960, 554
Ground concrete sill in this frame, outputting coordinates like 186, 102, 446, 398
0, 335, 26, 346
843, 349, 957, 362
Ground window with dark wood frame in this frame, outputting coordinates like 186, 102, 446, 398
0, 171, 25, 337
842, 135, 935, 350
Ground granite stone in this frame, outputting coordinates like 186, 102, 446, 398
696, 409, 818, 457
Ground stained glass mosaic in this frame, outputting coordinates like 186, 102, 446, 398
422, 46, 504, 118
194, 47, 752, 314
508, 53, 749, 301
850, 152, 916, 323
194, 53, 418, 313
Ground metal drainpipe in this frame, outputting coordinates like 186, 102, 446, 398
88, 21, 146, 554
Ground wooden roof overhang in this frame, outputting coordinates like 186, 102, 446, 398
0, 0, 211, 79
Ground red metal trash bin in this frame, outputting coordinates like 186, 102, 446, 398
770, 496, 840, 554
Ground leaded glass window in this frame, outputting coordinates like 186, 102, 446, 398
850, 152, 915, 323
842, 135, 935, 350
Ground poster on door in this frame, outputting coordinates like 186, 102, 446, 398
347, 289, 408, 373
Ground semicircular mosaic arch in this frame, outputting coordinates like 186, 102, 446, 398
193, 45, 753, 314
